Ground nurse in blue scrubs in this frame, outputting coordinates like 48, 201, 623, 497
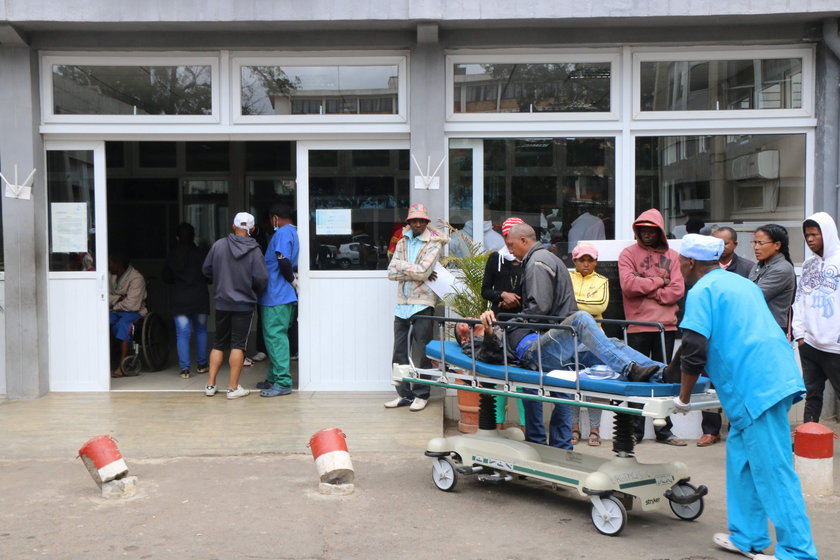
673, 234, 817, 560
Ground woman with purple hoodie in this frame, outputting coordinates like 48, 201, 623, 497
619, 208, 686, 445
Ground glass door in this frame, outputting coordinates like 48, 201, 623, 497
45, 141, 109, 390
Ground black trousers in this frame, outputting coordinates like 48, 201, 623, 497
392, 306, 436, 400
800, 342, 840, 423
627, 331, 676, 441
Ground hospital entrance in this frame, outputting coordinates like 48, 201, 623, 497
46, 140, 407, 392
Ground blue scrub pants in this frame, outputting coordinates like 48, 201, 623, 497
726, 396, 817, 560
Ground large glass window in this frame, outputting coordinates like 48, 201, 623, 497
52, 65, 212, 115
46, 150, 97, 271
449, 138, 615, 261
308, 150, 409, 270
182, 180, 229, 249
640, 58, 802, 111
635, 133, 806, 262
240, 65, 399, 116
453, 62, 611, 114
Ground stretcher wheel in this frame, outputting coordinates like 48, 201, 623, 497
668, 482, 705, 521
431, 457, 458, 491
590, 496, 627, 536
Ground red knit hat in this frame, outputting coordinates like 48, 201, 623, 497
501, 217, 525, 237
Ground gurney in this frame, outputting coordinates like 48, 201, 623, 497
393, 315, 722, 536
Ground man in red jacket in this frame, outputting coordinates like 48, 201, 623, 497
619, 208, 686, 445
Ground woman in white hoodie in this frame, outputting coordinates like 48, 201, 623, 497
792, 211, 840, 423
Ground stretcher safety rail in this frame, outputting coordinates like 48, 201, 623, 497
395, 315, 720, 421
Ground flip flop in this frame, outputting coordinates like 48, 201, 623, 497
571, 430, 582, 446
588, 432, 601, 446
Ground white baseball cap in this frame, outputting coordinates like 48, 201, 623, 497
233, 212, 255, 231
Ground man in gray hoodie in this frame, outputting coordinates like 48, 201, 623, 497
202, 212, 268, 399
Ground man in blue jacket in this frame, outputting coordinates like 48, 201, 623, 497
256, 204, 299, 397
674, 234, 816, 560
202, 212, 268, 400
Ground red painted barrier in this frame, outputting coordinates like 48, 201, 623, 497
78, 435, 128, 486
794, 422, 836, 460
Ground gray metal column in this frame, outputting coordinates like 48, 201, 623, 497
0, 45, 48, 398
409, 23, 447, 223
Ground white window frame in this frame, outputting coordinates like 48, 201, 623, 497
41, 52, 221, 124
231, 53, 408, 124
446, 50, 621, 123
632, 46, 814, 121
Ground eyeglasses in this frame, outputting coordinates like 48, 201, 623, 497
750, 240, 775, 247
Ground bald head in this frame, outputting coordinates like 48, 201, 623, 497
505, 222, 537, 260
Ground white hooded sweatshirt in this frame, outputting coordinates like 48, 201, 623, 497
792, 211, 840, 353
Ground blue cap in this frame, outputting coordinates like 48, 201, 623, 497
679, 234, 724, 261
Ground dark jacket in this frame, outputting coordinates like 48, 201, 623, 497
202, 234, 268, 312
162, 243, 210, 316
749, 252, 796, 332
723, 252, 754, 278
481, 251, 524, 314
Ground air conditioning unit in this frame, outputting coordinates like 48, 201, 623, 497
728, 150, 779, 181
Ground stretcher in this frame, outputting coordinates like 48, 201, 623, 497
393, 315, 722, 536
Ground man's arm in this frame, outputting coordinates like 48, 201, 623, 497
677, 329, 708, 404
653, 253, 686, 305
389, 242, 443, 282
112, 274, 146, 313
618, 251, 662, 297
791, 266, 808, 343
523, 258, 558, 315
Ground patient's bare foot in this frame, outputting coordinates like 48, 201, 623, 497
111, 368, 124, 378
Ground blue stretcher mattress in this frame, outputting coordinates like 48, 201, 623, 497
426, 341, 710, 397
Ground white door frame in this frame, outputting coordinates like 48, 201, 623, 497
44, 140, 110, 391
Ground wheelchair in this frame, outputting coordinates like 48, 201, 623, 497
119, 311, 169, 376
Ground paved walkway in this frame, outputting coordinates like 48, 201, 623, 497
0, 391, 443, 458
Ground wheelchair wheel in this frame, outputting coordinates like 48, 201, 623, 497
120, 355, 142, 376
141, 312, 169, 371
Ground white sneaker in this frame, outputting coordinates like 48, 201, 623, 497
250, 352, 267, 362
243, 358, 253, 367
227, 385, 250, 399
409, 397, 428, 412
204, 385, 217, 397
753, 555, 777, 560
713, 533, 757, 558
384, 396, 413, 408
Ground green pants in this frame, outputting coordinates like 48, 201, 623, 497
261, 304, 295, 388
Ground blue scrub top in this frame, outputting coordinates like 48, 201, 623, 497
680, 268, 804, 430
259, 224, 299, 306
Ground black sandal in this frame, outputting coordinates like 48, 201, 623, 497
588, 432, 601, 446
571, 430, 582, 445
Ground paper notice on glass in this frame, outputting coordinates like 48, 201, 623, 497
51, 202, 88, 253
315, 209, 352, 235
425, 262, 463, 299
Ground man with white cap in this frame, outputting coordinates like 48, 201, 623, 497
674, 233, 816, 560
202, 212, 268, 400
385, 203, 449, 412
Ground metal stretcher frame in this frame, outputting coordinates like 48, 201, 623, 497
396, 315, 720, 422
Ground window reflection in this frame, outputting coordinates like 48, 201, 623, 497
47, 150, 97, 271
52, 65, 212, 115
453, 62, 611, 113
182, 180, 229, 249
635, 134, 806, 263
240, 65, 399, 116
449, 138, 615, 262
308, 150, 409, 270
640, 58, 802, 111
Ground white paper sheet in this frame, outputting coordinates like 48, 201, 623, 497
425, 262, 463, 299
51, 202, 88, 253
315, 208, 352, 235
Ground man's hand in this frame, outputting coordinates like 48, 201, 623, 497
796, 338, 804, 346
672, 396, 690, 414
480, 310, 496, 331
428, 271, 438, 282
499, 291, 521, 309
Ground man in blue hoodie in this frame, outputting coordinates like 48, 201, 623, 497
256, 204, 299, 397
202, 212, 268, 400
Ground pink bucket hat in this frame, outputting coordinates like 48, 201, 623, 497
405, 203, 431, 222
501, 217, 525, 237
572, 243, 599, 260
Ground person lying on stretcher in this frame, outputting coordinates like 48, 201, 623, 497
454, 313, 675, 383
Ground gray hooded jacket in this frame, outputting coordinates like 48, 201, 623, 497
203, 234, 268, 312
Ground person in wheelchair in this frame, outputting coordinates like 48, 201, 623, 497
109, 252, 148, 378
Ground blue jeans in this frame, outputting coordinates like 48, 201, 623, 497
174, 314, 208, 370
520, 311, 664, 448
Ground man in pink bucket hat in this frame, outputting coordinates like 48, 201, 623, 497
385, 203, 449, 412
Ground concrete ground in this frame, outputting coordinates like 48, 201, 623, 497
1, 392, 838, 559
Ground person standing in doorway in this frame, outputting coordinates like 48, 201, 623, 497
202, 212, 268, 400
385, 204, 449, 412
619, 208, 686, 445
793, 212, 840, 424
162, 222, 210, 379
257, 204, 300, 397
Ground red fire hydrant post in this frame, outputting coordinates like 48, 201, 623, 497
793, 422, 836, 496
309, 428, 355, 495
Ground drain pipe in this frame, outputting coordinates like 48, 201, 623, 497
824, 18, 840, 219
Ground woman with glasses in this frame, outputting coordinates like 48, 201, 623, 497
748, 224, 796, 334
